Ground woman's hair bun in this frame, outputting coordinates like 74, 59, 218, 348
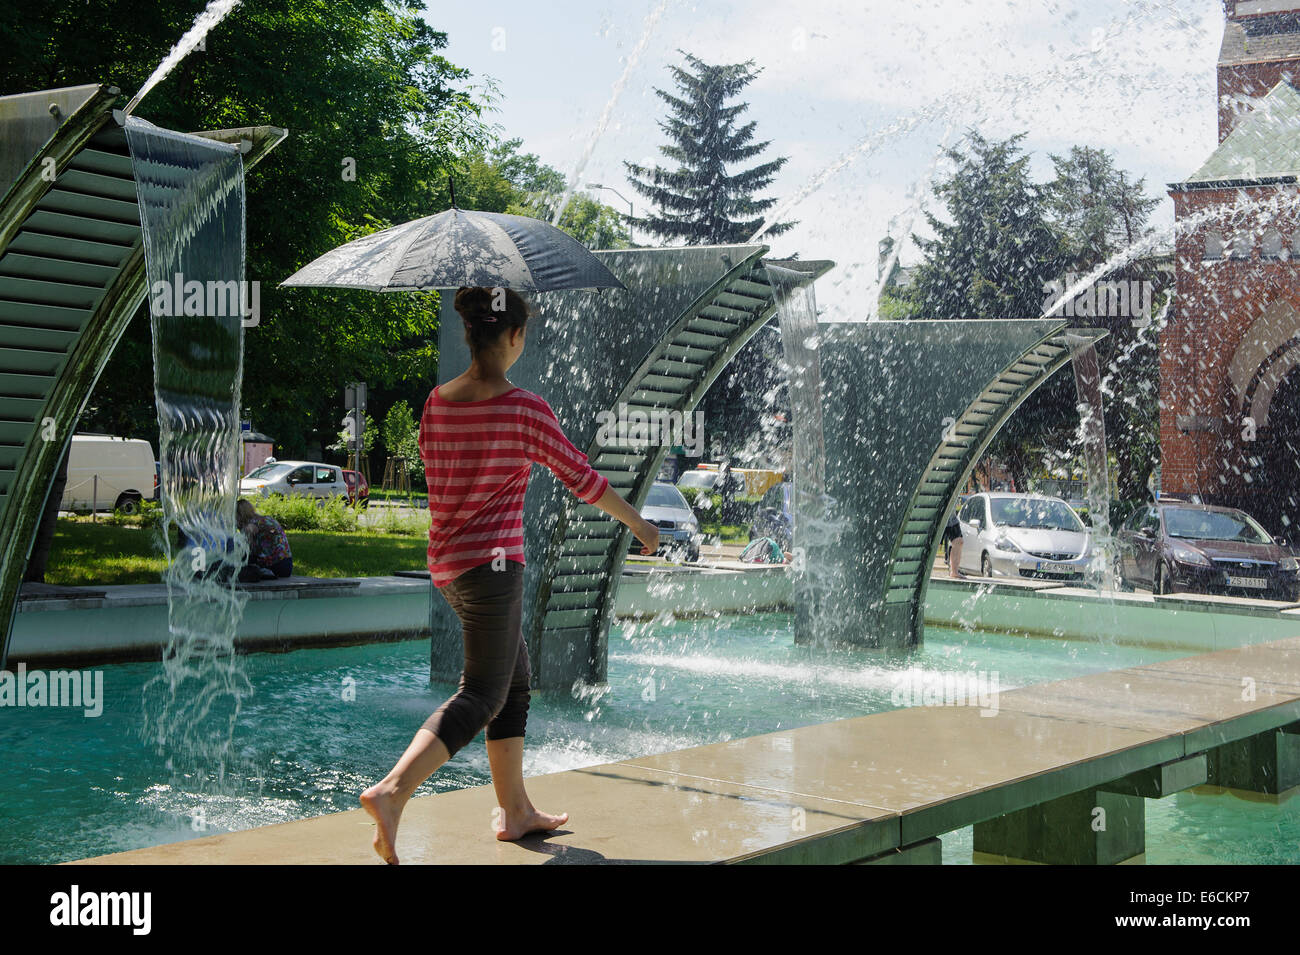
453, 286, 532, 355
454, 286, 496, 322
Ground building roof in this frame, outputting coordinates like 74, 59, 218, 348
1180, 80, 1300, 186
1220, 13, 1300, 66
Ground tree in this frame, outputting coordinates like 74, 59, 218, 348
622, 51, 794, 461
907, 134, 1164, 506
1045, 146, 1163, 508
909, 131, 1068, 320
624, 51, 794, 244
431, 138, 630, 249
906, 132, 1071, 489
382, 400, 422, 480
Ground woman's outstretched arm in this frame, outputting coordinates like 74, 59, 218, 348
520, 396, 660, 556
591, 485, 659, 556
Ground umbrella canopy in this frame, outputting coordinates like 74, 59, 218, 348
280, 208, 625, 293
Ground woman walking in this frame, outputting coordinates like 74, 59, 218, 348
361, 286, 658, 864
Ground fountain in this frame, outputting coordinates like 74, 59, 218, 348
430, 246, 831, 690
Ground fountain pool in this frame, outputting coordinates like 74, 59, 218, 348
3, 613, 1297, 865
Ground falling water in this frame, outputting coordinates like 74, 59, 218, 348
123, 0, 244, 116
764, 264, 847, 647
1065, 332, 1115, 591
550, 0, 670, 227
125, 116, 251, 789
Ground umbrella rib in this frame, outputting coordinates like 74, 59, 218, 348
387, 215, 439, 291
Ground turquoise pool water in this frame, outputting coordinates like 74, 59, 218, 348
2, 613, 1297, 864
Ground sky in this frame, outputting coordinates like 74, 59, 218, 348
423, 0, 1228, 318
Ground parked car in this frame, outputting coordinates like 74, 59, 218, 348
630, 481, 701, 562
239, 460, 349, 501
749, 481, 792, 549
957, 492, 1093, 581
342, 469, 370, 507
61, 434, 156, 514
1115, 501, 1300, 600
676, 468, 721, 493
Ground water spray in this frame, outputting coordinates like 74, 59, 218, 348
120, 0, 244, 119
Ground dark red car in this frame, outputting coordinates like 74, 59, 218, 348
342, 469, 369, 507
1116, 501, 1300, 601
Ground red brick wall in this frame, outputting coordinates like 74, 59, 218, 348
1162, 184, 1300, 501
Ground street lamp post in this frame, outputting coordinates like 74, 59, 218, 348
586, 182, 634, 244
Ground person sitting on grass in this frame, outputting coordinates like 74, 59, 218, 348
235, 498, 292, 581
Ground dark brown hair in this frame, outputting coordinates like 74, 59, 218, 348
454, 286, 531, 356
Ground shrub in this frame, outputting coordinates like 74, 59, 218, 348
375, 506, 429, 537
681, 487, 722, 521
318, 496, 361, 532
103, 499, 164, 528
254, 493, 322, 530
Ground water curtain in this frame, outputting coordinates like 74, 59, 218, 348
125, 117, 251, 782
764, 264, 841, 644
1065, 331, 1114, 590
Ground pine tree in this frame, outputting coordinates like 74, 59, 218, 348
624, 51, 794, 244
909, 130, 1067, 320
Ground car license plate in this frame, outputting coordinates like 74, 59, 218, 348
1227, 575, 1268, 588
1035, 561, 1077, 574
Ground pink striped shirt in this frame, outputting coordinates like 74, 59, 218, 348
419, 385, 609, 586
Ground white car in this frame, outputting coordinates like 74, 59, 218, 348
957, 492, 1093, 581
240, 460, 348, 501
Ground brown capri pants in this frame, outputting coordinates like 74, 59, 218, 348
421, 560, 532, 757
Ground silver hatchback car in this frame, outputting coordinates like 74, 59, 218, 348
239, 460, 349, 501
957, 492, 1092, 581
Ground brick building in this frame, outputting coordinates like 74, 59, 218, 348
1161, 0, 1300, 534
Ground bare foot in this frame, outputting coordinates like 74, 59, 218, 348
360, 784, 403, 864
496, 806, 569, 841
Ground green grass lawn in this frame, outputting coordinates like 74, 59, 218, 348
44, 520, 427, 586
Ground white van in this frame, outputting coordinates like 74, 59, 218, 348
61, 434, 157, 514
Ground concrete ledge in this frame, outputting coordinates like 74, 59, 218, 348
9, 575, 431, 666
613, 562, 792, 618
926, 576, 1300, 652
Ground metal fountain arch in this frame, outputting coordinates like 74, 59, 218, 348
0, 84, 285, 666
804, 319, 1108, 650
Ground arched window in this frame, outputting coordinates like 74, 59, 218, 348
1227, 232, 1253, 260
1292, 230, 1300, 258
1204, 233, 1225, 261
1262, 230, 1286, 261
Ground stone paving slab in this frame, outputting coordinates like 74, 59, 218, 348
74, 764, 895, 865
623, 706, 1182, 846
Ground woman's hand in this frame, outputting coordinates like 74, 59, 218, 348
590, 486, 659, 556
633, 518, 659, 556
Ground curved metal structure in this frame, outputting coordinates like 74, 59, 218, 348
0, 85, 286, 666
805, 320, 1107, 650
431, 246, 832, 689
